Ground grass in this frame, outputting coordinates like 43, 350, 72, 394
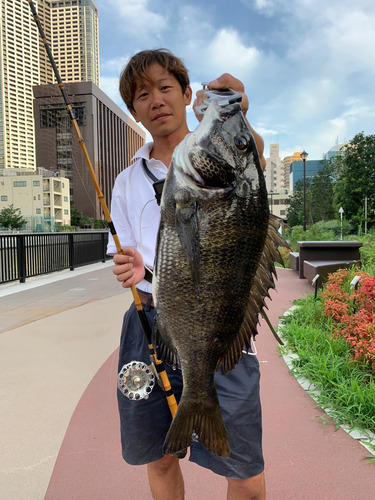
279, 293, 375, 434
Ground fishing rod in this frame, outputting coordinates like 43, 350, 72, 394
26, 0, 181, 432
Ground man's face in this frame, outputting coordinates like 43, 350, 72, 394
130, 63, 192, 141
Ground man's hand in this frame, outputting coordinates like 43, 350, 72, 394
193, 73, 266, 171
113, 247, 145, 288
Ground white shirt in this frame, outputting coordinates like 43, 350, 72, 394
107, 142, 168, 294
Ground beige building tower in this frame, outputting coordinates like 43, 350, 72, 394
0, 0, 99, 174
0, 0, 53, 171
264, 143, 283, 193
51, 0, 100, 86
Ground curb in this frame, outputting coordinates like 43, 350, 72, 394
278, 305, 375, 458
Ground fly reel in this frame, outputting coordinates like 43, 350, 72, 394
118, 361, 156, 401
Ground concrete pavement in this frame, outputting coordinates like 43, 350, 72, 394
1, 264, 374, 499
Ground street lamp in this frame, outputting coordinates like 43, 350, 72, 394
269, 189, 274, 214
301, 150, 308, 231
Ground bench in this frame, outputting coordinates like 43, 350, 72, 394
298, 241, 362, 280
303, 259, 361, 287
289, 252, 299, 272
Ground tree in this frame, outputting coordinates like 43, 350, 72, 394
70, 205, 93, 227
310, 162, 336, 223
0, 205, 26, 230
94, 219, 108, 229
286, 178, 312, 227
70, 205, 84, 227
333, 132, 375, 228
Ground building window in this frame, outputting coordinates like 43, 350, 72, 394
1, 195, 7, 201
64, 209, 69, 215
64, 196, 68, 201
36, 208, 41, 214
14, 181, 27, 187
33, 180, 40, 186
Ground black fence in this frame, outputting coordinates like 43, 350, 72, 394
0, 231, 110, 284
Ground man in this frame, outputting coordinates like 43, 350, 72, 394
108, 49, 266, 500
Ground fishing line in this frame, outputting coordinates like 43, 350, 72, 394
139, 198, 156, 278
72, 151, 98, 212
242, 337, 258, 356
54, 91, 98, 213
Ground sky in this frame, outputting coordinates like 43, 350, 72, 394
94, 0, 375, 162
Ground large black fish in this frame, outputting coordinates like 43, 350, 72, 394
153, 98, 285, 457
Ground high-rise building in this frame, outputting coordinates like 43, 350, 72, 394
264, 143, 283, 192
282, 152, 303, 190
36, 0, 54, 84
0, 0, 99, 174
51, 0, 99, 86
33, 81, 146, 220
0, 0, 53, 171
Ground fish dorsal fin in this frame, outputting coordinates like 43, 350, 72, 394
218, 215, 290, 374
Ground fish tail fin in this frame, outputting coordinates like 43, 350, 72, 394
163, 398, 230, 457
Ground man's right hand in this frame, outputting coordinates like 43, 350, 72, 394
113, 247, 146, 288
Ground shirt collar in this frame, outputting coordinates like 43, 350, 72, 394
132, 142, 154, 161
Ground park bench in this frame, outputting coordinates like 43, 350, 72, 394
289, 241, 362, 287
289, 252, 299, 273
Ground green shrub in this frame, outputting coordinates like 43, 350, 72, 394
280, 296, 375, 433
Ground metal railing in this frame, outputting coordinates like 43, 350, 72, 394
0, 231, 110, 284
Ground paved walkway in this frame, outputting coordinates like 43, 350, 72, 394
1, 264, 374, 500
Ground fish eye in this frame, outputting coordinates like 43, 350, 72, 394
234, 135, 248, 150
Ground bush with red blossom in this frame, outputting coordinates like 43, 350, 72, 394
321, 270, 375, 371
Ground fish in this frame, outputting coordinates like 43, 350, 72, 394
152, 97, 287, 457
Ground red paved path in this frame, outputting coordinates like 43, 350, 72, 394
44, 269, 375, 499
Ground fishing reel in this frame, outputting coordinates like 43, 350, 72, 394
195, 83, 243, 116
118, 361, 156, 400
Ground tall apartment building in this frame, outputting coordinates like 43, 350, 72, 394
33, 81, 146, 220
0, 0, 99, 174
0, 0, 52, 171
282, 152, 302, 190
51, 0, 99, 85
264, 143, 283, 193
37, 0, 54, 84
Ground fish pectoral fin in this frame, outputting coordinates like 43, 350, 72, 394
152, 319, 180, 370
175, 202, 201, 298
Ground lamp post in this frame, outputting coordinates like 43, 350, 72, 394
339, 206, 344, 240
301, 150, 308, 231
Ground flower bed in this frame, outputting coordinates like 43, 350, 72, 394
321, 269, 375, 371
279, 267, 375, 436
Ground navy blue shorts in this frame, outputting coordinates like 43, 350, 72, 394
117, 297, 264, 480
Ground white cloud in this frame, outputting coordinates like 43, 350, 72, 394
186, 29, 261, 82
99, 76, 122, 107
101, 56, 130, 75
96, 0, 375, 162
106, 0, 168, 41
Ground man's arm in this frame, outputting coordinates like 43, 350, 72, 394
193, 73, 266, 171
